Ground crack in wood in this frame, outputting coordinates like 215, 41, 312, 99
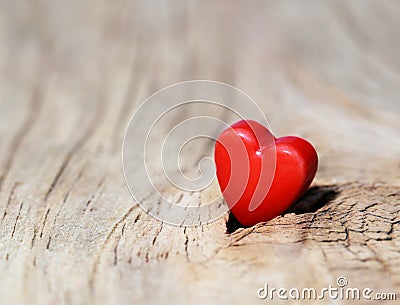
11, 202, 23, 238
89, 206, 140, 291
0, 83, 42, 192
1, 182, 20, 224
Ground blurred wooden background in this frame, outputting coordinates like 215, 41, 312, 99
0, 1, 399, 304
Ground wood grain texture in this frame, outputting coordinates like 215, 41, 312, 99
0, 1, 399, 304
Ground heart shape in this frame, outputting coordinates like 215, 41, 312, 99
214, 120, 318, 226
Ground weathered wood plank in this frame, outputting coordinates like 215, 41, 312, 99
0, 1, 399, 304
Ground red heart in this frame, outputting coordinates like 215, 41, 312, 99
214, 120, 318, 226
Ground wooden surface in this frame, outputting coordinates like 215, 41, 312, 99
1, 1, 400, 304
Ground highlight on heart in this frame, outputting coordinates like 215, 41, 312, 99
122, 80, 277, 226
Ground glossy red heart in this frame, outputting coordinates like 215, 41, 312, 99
214, 120, 318, 226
